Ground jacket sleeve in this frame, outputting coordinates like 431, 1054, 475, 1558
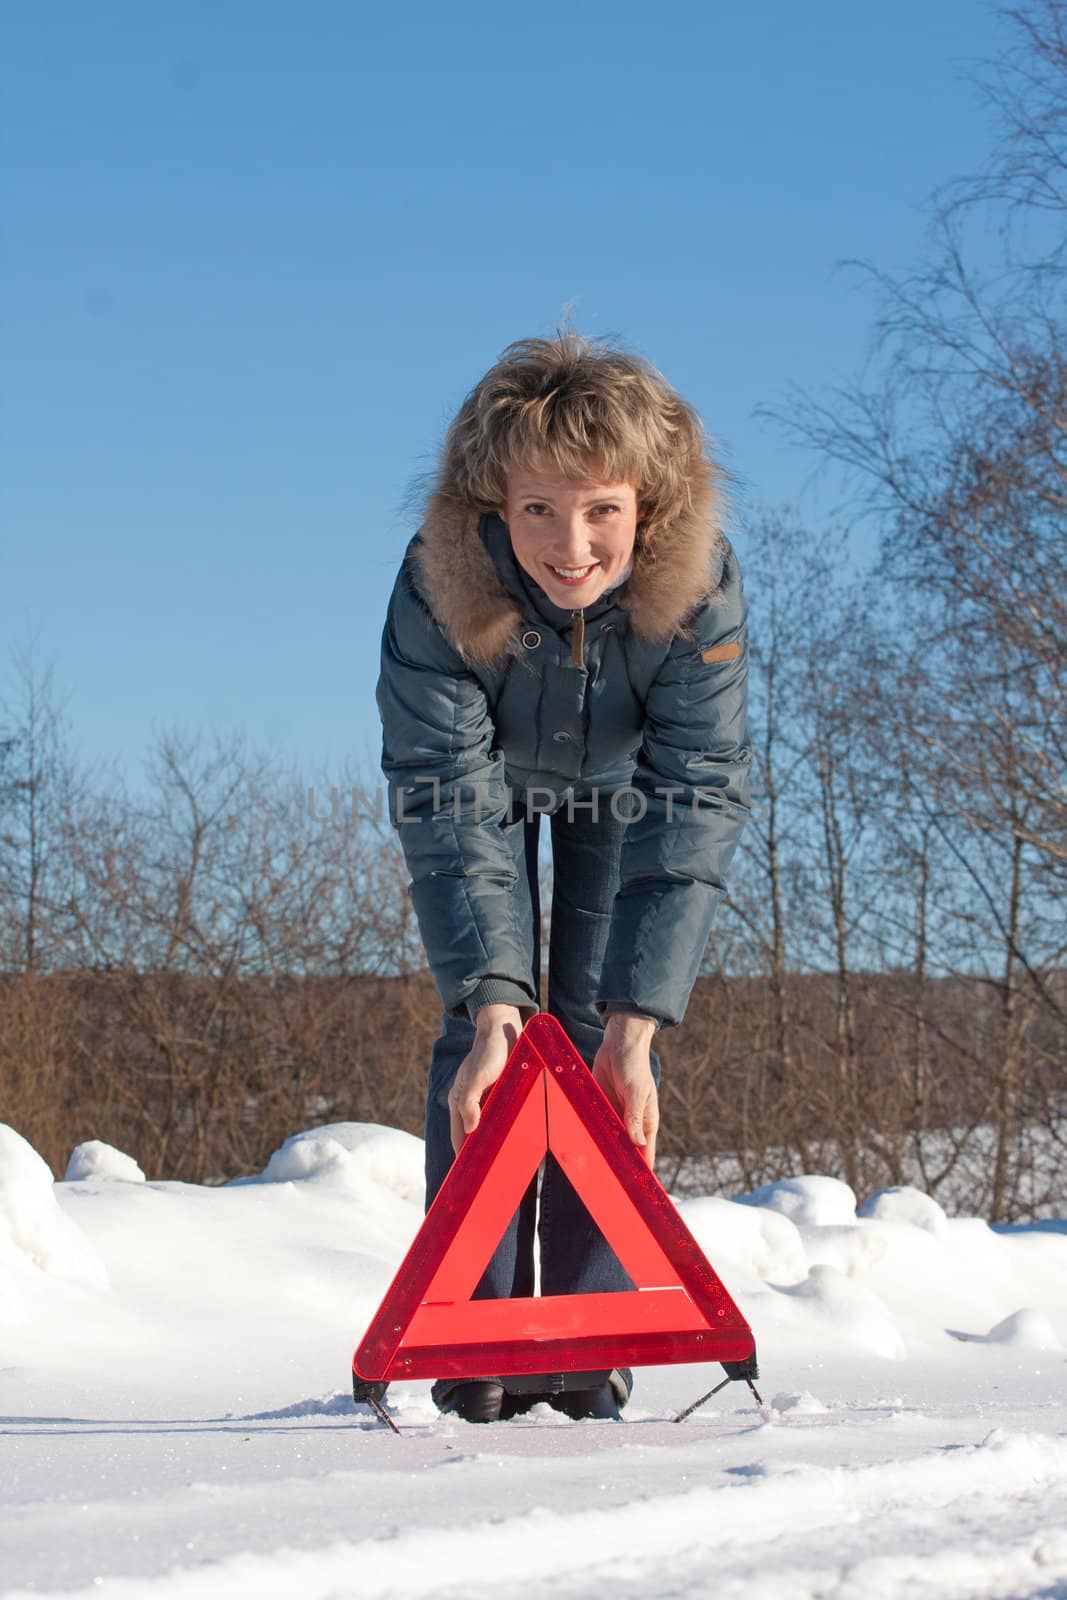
375, 546, 539, 1023
596, 545, 752, 1029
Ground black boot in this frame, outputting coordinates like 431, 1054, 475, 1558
547, 1382, 622, 1421
436, 1380, 506, 1423
499, 1389, 541, 1421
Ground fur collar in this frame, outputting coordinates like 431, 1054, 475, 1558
412, 476, 728, 670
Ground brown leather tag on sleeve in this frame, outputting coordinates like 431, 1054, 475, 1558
700, 640, 742, 664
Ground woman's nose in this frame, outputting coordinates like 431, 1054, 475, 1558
558, 512, 592, 559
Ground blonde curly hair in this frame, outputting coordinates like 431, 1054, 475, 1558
437, 333, 720, 553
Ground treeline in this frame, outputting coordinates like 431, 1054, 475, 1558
1, 2, 1064, 1218
707, 0, 1067, 1219
1, 959, 1063, 1222
0, 578, 1062, 1217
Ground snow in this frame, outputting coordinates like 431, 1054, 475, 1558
858, 1185, 951, 1239
984, 1308, 1063, 1352
64, 1141, 146, 1186
0, 1127, 108, 1307
734, 1174, 860, 1228
255, 1121, 425, 1203
2, 1121, 1066, 1598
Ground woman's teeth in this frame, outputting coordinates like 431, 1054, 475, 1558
549, 564, 598, 580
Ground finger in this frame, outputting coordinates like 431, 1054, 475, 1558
592, 1058, 624, 1121
449, 1099, 467, 1155
623, 1079, 652, 1148
461, 1093, 483, 1136
449, 1084, 483, 1144
626, 1110, 647, 1147
644, 1089, 659, 1170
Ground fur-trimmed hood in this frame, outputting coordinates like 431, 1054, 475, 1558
411, 477, 729, 670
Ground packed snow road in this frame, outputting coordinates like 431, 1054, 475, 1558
5, 1397, 1067, 1599
2, 1122, 1066, 1598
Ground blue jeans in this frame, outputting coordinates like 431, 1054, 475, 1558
424, 792, 662, 1398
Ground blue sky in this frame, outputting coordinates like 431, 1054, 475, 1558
2, 0, 1008, 789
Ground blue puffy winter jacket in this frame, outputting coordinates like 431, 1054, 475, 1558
376, 499, 751, 1029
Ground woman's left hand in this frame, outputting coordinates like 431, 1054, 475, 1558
592, 1013, 659, 1169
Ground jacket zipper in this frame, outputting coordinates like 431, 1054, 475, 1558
571, 608, 585, 667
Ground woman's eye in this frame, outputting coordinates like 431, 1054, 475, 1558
591, 503, 621, 516
523, 502, 549, 515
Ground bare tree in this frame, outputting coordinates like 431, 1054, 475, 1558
0, 643, 83, 973
758, 0, 1067, 1218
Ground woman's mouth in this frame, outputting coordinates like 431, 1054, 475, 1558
546, 562, 599, 586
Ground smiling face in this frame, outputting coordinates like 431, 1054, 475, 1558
498, 466, 641, 609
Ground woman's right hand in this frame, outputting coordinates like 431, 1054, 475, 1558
448, 1005, 524, 1153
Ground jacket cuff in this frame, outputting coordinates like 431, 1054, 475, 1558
462, 978, 538, 1023
598, 1000, 663, 1033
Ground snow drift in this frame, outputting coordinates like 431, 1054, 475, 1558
1, 1118, 1065, 1600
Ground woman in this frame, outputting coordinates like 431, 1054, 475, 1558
373, 333, 751, 1422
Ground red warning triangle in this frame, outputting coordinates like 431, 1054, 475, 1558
353, 1012, 755, 1384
